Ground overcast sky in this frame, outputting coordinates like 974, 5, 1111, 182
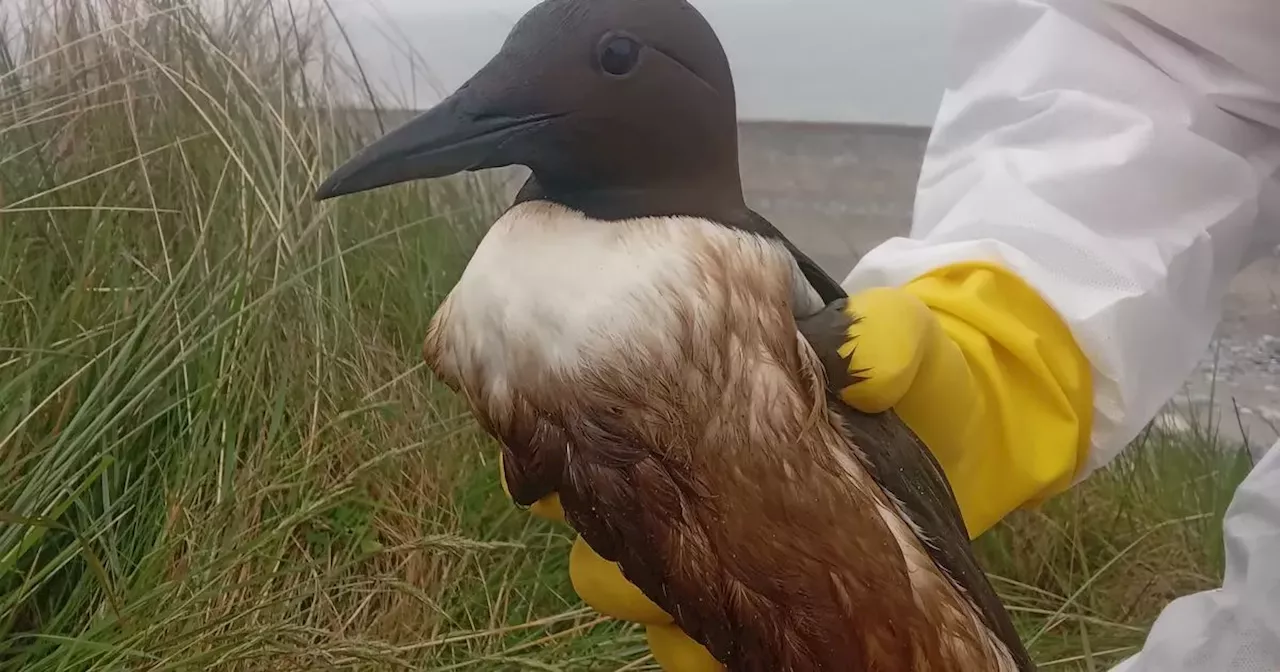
323, 0, 950, 126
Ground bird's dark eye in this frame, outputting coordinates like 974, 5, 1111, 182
598, 34, 642, 77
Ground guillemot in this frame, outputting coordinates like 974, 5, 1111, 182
316, 1, 1034, 670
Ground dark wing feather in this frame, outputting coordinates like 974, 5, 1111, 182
834, 401, 1036, 671
741, 207, 1036, 671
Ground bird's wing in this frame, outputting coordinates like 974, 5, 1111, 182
504, 378, 956, 671
763, 243, 1034, 670
730, 206, 1032, 668
830, 397, 1037, 671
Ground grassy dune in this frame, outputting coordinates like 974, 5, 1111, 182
0, 1, 1255, 670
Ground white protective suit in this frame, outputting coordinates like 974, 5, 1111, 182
841, 0, 1280, 669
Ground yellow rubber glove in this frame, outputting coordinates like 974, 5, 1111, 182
498, 260, 1094, 670
837, 261, 1094, 537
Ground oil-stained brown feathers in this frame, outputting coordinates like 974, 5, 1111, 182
424, 222, 1032, 671
795, 296, 1036, 672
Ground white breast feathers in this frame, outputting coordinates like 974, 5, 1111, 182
426, 200, 821, 402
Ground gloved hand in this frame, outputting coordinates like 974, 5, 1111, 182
809, 261, 1095, 536
502, 261, 1094, 671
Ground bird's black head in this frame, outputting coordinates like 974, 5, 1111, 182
315, 0, 744, 218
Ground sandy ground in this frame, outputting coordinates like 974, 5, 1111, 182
482, 120, 1280, 454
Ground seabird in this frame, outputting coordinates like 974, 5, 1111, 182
315, 1, 1034, 670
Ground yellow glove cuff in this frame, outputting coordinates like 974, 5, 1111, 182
568, 536, 673, 625
648, 623, 724, 671
840, 262, 1094, 538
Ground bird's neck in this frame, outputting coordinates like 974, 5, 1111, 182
510, 173, 848, 306
515, 174, 747, 224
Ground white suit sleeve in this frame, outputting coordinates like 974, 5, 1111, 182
841, 0, 1280, 480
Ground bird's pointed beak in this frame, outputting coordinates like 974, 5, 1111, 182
314, 73, 561, 201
